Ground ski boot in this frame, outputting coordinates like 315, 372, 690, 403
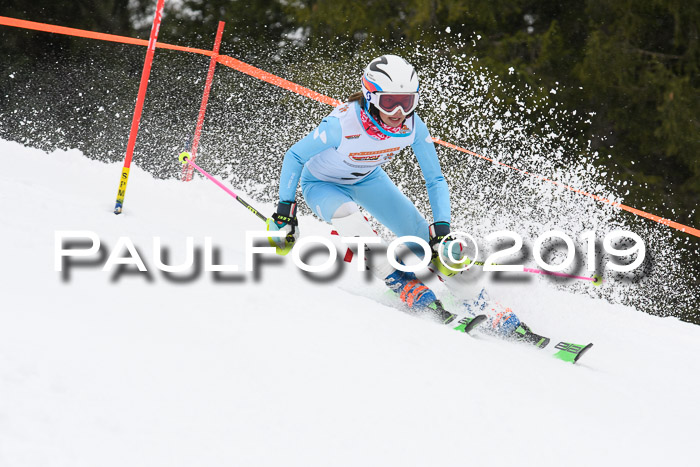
461, 288, 547, 347
385, 269, 440, 309
385, 270, 486, 333
462, 288, 518, 335
385, 269, 453, 319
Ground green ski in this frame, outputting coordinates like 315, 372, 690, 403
551, 342, 594, 364
451, 314, 488, 334
429, 300, 486, 335
510, 322, 593, 364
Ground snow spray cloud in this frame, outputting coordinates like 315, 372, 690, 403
196, 38, 695, 320
270, 38, 696, 320
2, 33, 696, 319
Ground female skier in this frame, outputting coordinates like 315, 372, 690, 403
267, 54, 524, 337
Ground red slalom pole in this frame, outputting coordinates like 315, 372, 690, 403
114, 0, 165, 214
182, 21, 226, 182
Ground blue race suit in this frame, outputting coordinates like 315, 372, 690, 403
278, 100, 451, 249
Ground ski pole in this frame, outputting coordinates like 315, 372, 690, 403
178, 151, 268, 223
462, 256, 602, 285
523, 267, 602, 284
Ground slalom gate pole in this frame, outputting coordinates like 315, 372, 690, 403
181, 21, 226, 182
113, 0, 165, 215
178, 152, 268, 223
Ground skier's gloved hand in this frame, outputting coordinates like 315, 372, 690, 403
267, 201, 299, 256
429, 222, 466, 277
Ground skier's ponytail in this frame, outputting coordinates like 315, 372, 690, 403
348, 90, 386, 121
347, 91, 363, 103
347, 91, 373, 116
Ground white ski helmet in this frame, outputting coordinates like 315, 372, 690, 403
361, 55, 419, 116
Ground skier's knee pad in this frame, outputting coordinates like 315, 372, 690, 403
331, 201, 359, 219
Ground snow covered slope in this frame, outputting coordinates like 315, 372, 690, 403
1, 140, 699, 467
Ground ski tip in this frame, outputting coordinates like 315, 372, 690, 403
591, 274, 603, 286
552, 341, 594, 364
573, 343, 594, 364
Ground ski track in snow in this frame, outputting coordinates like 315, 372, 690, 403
1, 139, 699, 467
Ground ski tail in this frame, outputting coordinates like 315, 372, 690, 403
452, 314, 487, 334
430, 300, 486, 335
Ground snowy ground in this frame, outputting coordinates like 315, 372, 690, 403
1, 139, 699, 467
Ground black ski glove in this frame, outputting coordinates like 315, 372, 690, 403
267, 201, 299, 255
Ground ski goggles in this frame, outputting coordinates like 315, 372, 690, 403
373, 92, 419, 116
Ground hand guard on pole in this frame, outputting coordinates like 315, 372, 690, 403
267, 201, 299, 256
429, 222, 466, 277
